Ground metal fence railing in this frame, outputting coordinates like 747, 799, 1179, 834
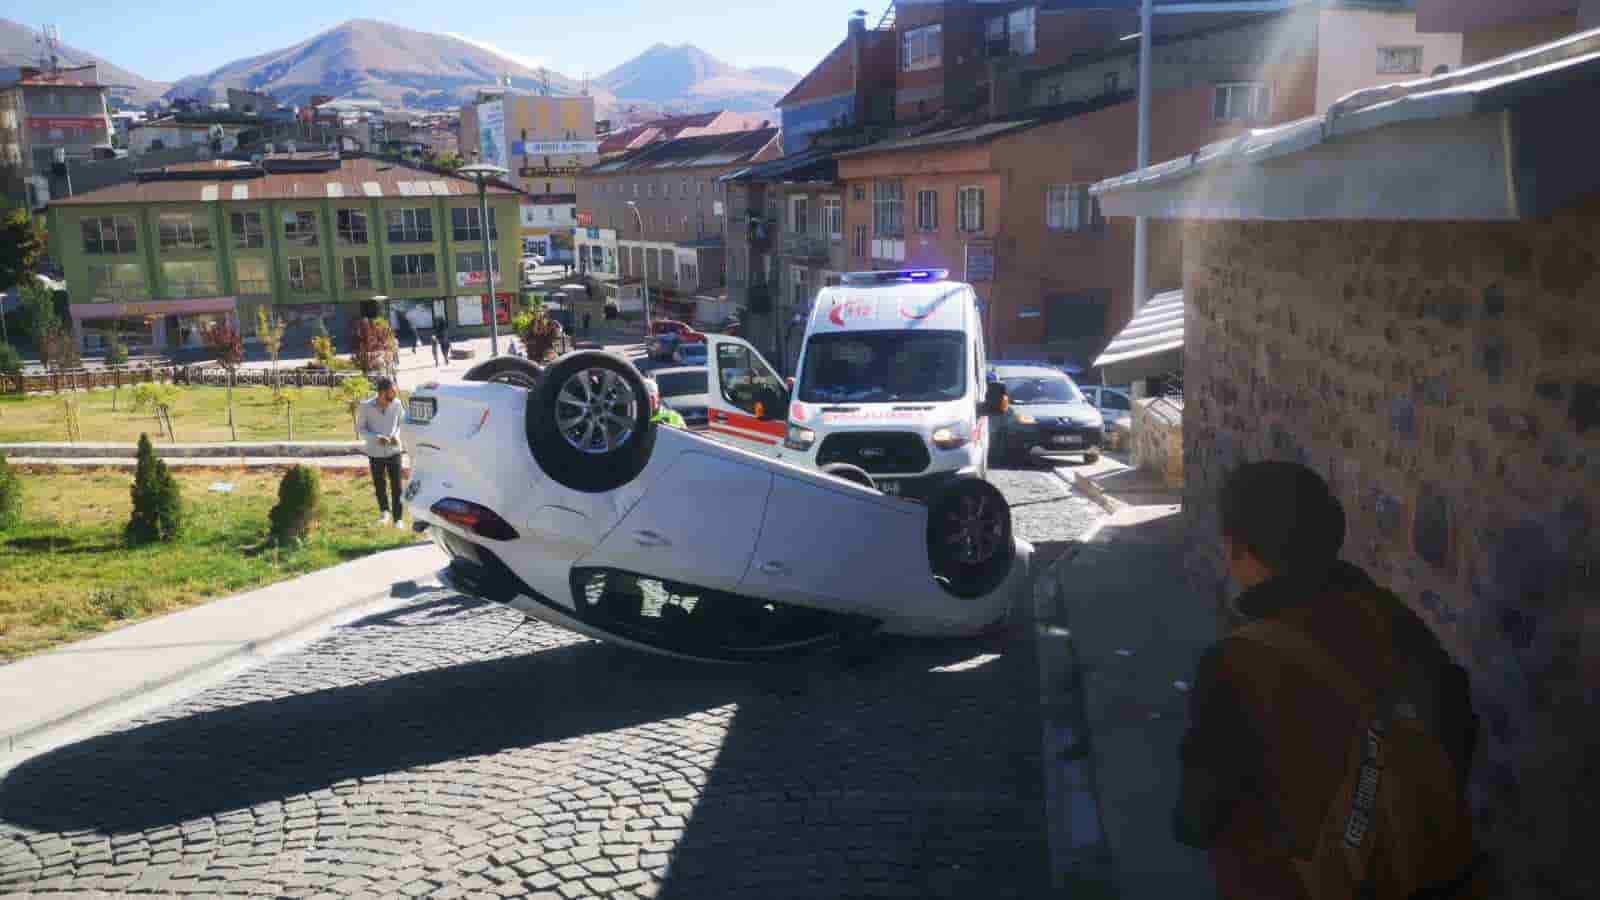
2, 365, 370, 395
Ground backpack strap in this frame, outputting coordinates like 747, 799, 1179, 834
1234, 619, 1371, 711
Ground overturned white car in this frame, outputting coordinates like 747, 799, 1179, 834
402, 351, 1031, 663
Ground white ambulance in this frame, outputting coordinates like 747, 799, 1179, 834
703, 268, 1008, 499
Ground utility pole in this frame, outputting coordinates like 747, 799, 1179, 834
1133, 0, 1152, 316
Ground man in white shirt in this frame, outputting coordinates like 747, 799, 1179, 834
357, 376, 407, 528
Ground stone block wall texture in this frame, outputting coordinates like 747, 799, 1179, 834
1180, 197, 1600, 899
1132, 397, 1185, 488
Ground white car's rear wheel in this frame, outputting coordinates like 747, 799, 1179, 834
526, 352, 656, 492
927, 478, 1015, 598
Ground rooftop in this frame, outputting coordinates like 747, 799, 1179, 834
589, 128, 781, 174
1093, 25, 1600, 221
50, 156, 519, 207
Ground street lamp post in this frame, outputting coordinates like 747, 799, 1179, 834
459, 163, 510, 357
626, 201, 651, 341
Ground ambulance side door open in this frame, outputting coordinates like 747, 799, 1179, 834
704, 335, 788, 457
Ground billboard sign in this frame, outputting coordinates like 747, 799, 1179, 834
455, 295, 485, 327
512, 140, 599, 156
477, 100, 507, 168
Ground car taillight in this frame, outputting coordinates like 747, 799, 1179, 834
430, 498, 519, 541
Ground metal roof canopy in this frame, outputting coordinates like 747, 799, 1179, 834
1094, 288, 1185, 369
1093, 26, 1600, 222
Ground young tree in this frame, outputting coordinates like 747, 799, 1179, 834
0, 206, 44, 299
256, 307, 286, 394
20, 279, 57, 361
0, 450, 20, 533
202, 321, 245, 441
351, 317, 394, 376
105, 322, 129, 411
335, 375, 372, 426
126, 433, 183, 545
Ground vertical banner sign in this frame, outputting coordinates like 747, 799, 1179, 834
477, 100, 506, 168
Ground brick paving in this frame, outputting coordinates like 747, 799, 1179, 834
0, 467, 1097, 899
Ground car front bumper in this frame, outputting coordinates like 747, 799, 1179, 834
1006, 423, 1102, 457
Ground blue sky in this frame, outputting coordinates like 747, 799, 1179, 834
8, 0, 880, 83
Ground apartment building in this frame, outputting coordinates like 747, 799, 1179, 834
1417, 0, 1600, 65
575, 128, 780, 323
47, 153, 521, 353
0, 64, 113, 210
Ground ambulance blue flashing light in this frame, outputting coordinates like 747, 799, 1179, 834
841, 268, 950, 285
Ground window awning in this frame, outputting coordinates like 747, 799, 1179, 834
1093, 289, 1184, 379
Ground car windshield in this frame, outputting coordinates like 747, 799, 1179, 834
1001, 374, 1083, 405
655, 371, 707, 397
798, 330, 967, 404
678, 345, 706, 359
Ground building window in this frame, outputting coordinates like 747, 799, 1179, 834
1047, 184, 1105, 232
872, 180, 904, 238
341, 257, 373, 290
386, 208, 433, 243
681, 263, 698, 288
81, 216, 137, 255
451, 207, 498, 242
853, 224, 868, 258
287, 257, 323, 293
161, 261, 219, 298
1377, 46, 1423, 75
902, 24, 943, 71
337, 209, 369, 245
852, 184, 865, 202
988, 6, 1036, 57
89, 263, 144, 301
391, 253, 437, 289
633, 182, 639, 196
916, 189, 939, 232
823, 196, 842, 241
698, 181, 705, 196
158, 212, 213, 251
957, 187, 984, 233
236, 257, 270, 296
455, 251, 500, 278
789, 196, 810, 234
682, 179, 689, 197
790, 265, 810, 309
230, 211, 264, 249
282, 210, 318, 247
648, 182, 655, 197
1046, 291, 1110, 342
1214, 82, 1271, 123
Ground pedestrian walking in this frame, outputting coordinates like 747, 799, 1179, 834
356, 376, 407, 529
583, 312, 592, 334
428, 332, 440, 366
1174, 461, 1486, 900
409, 329, 420, 355
439, 329, 452, 364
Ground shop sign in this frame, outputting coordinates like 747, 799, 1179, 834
512, 140, 599, 155
521, 166, 583, 178
577, 211, 593, 227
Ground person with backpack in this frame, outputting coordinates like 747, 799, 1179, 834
1175, 461, 1486, 900
438, 328, 452, 364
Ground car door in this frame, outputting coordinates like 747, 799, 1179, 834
740, 472, 927, 613
704, 335, 787, 457
580, 449, 773, 594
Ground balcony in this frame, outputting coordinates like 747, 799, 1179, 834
89, 283, 148, 303
165, 281, 221, 299
236, 279, 272, 297
781, 232, 830, 263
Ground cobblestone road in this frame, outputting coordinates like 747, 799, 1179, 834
0, 467, 1098, 899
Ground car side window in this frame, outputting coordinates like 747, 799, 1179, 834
719, 344, 784, 417
1103, 391, 1131, 411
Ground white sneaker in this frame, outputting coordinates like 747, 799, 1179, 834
394, 518, 409, 530
377, 515, 392, 526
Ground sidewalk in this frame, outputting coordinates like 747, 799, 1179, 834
1037, 464, 1218, 898
0, 543, 446, 765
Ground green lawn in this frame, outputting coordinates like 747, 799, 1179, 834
0, 468, 419, 662
0, 383, 379, 444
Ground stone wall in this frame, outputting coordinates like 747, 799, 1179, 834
1131, 396, 1184, 488
1181, 197, 1600, 899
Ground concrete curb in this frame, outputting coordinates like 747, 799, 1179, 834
1071, 472, 1125, 514
0, 543, 444, 764
0, 441, 364, 460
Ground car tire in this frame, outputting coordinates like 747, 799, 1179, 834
821, 463, 876, 491
926, 478, 1015, 599
525, 351, 657, 493
463, 356, 545, 388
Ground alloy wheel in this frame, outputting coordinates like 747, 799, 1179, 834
556, 367, 637, 454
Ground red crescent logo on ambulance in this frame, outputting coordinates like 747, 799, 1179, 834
791, 403, 809, 422
829, 303, 846, 326
900, 300, 935, 320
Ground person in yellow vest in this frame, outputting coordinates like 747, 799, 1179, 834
643, 377, 686, 429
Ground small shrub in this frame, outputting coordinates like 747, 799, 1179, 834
87, 585, 151, 621
0, 452, 20, 532
268, 465, 324, 544
310, 334, 337, 370
126, 433, 183, 545
0, 342, 22, 376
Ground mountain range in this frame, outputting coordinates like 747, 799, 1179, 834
3, 18, 798, 119
0, 18, 170, 105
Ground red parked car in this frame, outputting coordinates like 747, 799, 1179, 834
650, 320, 705, 343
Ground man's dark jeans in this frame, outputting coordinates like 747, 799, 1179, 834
369, 455, 403, 521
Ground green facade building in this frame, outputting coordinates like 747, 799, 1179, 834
48, 153, 523, 353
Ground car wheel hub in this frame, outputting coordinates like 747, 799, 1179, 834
556, 367, 637, 454
945, 493, 1003, 565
